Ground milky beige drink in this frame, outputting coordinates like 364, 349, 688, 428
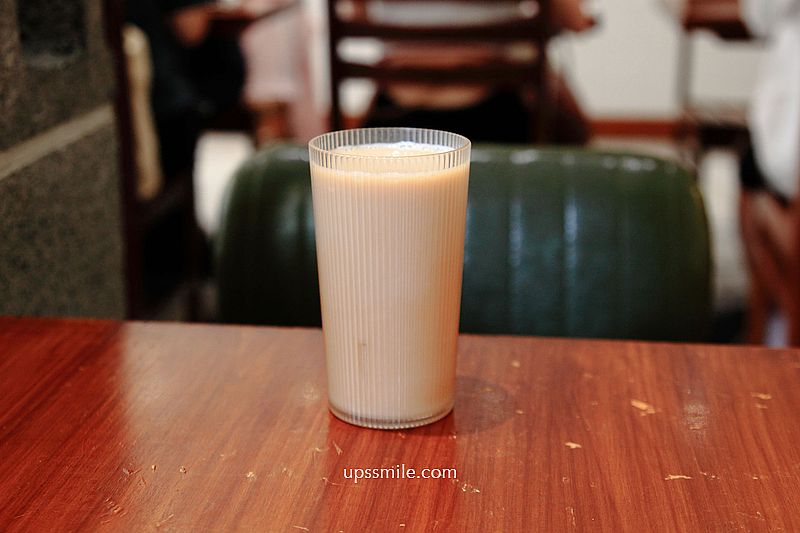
309, 128, 470, 429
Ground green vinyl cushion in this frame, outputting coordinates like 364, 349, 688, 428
216, 144, 711, 341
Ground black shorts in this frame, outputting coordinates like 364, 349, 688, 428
740, 147, 789, 206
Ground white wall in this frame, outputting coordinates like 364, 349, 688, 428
551, 0, 763, 118
690, 33, 763, 104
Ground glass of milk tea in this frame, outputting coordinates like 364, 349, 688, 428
308, 128, 471, 429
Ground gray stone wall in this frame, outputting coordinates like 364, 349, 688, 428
0, 0, 114, 150
0, 0, 125, 318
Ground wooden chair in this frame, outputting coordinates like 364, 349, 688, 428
740, 184, 800, 344
104, 0, 203, 320
327, 0, 552, 140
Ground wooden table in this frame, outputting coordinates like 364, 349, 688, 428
661, 0, 749, 39
2, 318, 800, 531
682, 0, 749, 40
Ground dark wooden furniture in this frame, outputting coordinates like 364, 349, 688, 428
3, 317, 800, 531
104, 0, 203, 320
103, 0, 300, 321
327, 0, 552, 139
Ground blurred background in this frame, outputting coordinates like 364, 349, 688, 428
1, 0, 794, 345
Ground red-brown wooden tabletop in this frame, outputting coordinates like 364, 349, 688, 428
1, 317, 799, 531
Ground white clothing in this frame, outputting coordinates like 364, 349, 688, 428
742, 0, 800, 198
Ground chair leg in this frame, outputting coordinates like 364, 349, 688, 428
741, 194, 769, 344
786, 281, 800, 345
787, 309, 800, 346
746, 273, 768, 344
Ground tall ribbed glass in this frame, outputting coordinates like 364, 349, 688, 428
309, 128, 471, 429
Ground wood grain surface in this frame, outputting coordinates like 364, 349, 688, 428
2, 317, 800, 531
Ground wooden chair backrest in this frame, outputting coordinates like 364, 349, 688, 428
327, 0, 552, 138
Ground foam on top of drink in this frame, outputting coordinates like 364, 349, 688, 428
324, 142, 465, 177
333, 141, 452, 158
